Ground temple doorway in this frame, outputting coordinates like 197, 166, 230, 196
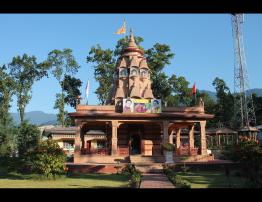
130, 134, 141, 155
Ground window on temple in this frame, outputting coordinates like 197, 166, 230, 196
140, 69, 148, 78
119, 68, 128, 77
97, 140, 106, 149
130, 67, 139, 77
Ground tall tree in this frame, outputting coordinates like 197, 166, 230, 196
252, 94, 262, 125
145, 43, 174, 102
87, 45, 115, 105
45, 49, 80, 127
8, 54, 48, 124
212, 77, 234, 127
61, 75, 82, 109
0, 65, 15, 127
168, 74, 191, 106
87, 36, 174, 104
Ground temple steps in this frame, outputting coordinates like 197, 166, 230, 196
129, 155, 164, 173
135, 164, 163, 173
130, 155, 165, 164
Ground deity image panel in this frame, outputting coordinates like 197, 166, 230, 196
133, 99, 151, 113
151, 99, 162, 113
123, 99, 134, 113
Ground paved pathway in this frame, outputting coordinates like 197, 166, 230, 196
140, 173, 175, 188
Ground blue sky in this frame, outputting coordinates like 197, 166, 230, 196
0, 14, 261, 114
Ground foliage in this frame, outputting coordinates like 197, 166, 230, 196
144, 43, 175, 102
161, 143, 175, 151
0, 125, 17, 158
168, 74, 192, 106
87, 45, 116, 105
0, 65, 16, 127
29, 139, 66, 178
45, 49, 80, 127
8, 54, 48, 123
253, 94, 262, 125
212, 77, 234, 128
54, 93, 67, 126
121, 164, 141, 188
222, 137, 262, 186
46, 49, 80, 81
0, 65, 18, 157
61, 75, 82, 109
17, 122, 41, 157
163, 167, 191, 188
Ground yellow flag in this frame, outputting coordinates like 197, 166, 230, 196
115, 20, 126, 34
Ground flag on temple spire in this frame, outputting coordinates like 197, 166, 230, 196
115, 19, 126, 34
191, 82, 196, 96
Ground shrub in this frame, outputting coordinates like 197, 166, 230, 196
17, 122, 40, 157
163, 167, 191, 188
222, 137, 262, 185
121, 164, 142, 188
161, 143, 175, 151
29, 139, 66, 178
121, 163, 136, 175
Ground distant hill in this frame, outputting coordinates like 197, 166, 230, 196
11, 111, 57, 126
199, 90, 217, 101
200, 88, 262, 101
246, 88, 262, 97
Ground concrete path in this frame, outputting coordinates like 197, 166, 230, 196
140, 173, 175, 188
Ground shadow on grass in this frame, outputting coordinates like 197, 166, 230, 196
66, 172, 129, 182
178, 171, 246, 188
0, 172, 32, 180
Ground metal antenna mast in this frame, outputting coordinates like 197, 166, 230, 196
231, 14, 256, 129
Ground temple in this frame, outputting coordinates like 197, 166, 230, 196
68, 32, 214, 165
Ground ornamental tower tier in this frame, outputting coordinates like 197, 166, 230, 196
109, 32, 154, 106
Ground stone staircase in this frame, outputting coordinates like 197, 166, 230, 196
130, 155, 165, 173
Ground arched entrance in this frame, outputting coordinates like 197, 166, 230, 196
130, 134, 141, 155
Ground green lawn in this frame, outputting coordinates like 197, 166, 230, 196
177, 171, 247, 188
0, 172, 130, 188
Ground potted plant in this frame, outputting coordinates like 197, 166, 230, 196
161, 143, 174, 163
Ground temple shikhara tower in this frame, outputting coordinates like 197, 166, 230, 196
113, 32, 154, 102
69, 32, 214, 168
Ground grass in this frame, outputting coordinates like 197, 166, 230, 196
177, 170, 247, 188
0, 171, 130, 188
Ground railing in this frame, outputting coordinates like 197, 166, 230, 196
118, 147, 129, 156
81, 148, 110, 155
175, 146, 199, 156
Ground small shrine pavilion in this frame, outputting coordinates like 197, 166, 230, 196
69, 32, 214, 164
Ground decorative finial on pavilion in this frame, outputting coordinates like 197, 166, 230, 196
128, 28, 137, 48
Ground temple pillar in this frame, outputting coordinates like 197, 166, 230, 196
175, 128, 181, 150
188, 124, 195, 148
169, 129, 174, 144
162, 121, 169, 144
200, 121, 207, 155
111, 120, 118, 156
74, 121, 82, 163
188, 124, 195, 156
